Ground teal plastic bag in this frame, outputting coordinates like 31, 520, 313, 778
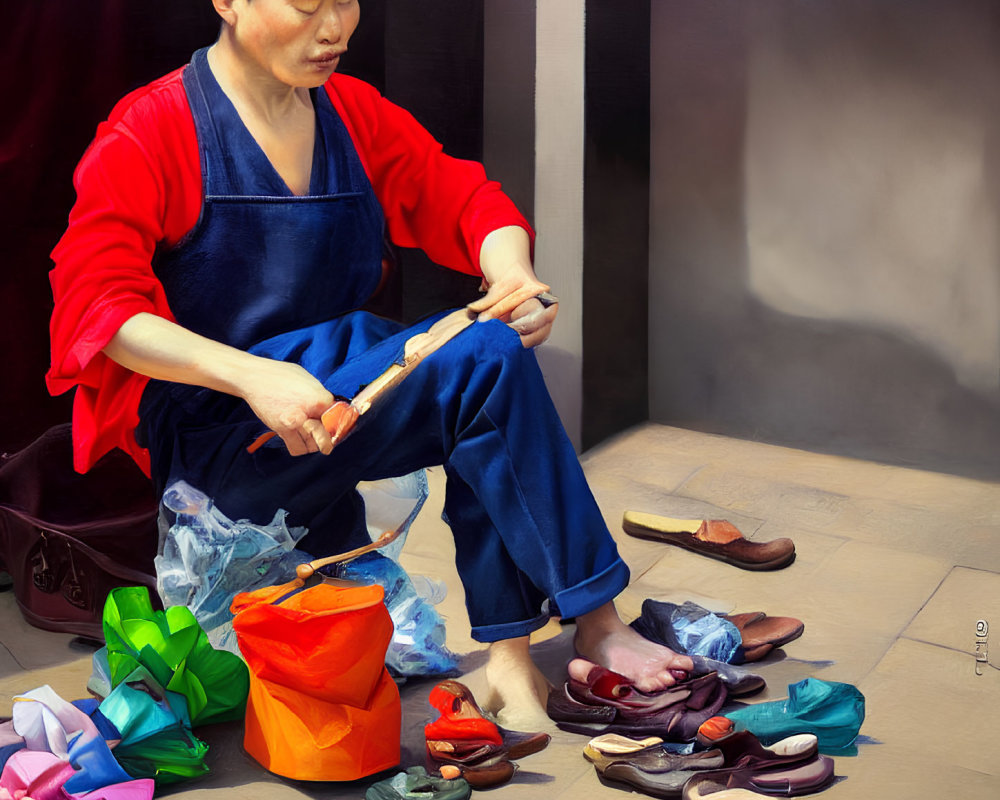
725, 677, 865, 749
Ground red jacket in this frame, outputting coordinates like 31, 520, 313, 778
48, 67, 533, 475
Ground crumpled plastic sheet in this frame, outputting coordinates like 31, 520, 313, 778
0, 749, 154, 800
342, 473, 458, 677
338, 553, 458, 678
155, 480, 312, 653
629, 599, 742, 663
155, 473, 459, 677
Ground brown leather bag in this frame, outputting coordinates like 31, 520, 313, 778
0, 424, 159, 639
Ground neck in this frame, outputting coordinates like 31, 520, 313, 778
208, 31, 311, 124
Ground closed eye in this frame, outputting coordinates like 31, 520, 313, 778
292, 1, 322, 14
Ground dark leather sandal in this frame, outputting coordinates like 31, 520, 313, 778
603, 759, 720, 799
681, 754, 835, 798
547, 663, 727, 741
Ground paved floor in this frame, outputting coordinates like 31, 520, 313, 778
2, 423, 998, 798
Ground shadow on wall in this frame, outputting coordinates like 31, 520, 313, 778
675, 297, 1000, 481
649, 0, 1000, 481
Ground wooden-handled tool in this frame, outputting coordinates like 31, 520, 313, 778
247, 307, 477, 454
294, 528, 400, 580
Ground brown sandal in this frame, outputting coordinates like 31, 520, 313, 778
622, 513, 796, 571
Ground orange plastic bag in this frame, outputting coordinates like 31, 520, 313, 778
230, 581, 401, 780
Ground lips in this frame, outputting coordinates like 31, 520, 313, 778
309, 50, 344, 65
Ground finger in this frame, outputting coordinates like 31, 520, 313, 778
467, 278, 550, 318
516, 321, 553, 349
303, 417, 333, 455
509, 301, 557, 333
466, 282, 513, 315
280, 431, 308, 457
477, 285, 550, 322
510, 305, 557, 347
298, 427, 319, 455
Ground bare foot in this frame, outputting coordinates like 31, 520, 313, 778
574, 601, 693, 692
481, 636, 555, 732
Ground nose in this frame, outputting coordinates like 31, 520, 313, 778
317, 6, 343, 44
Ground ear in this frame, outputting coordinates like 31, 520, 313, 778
212, 0, 239, 27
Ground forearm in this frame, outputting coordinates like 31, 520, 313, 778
478, 225, 536, 286
102, 312, 262, 398
103, 312, 337, 456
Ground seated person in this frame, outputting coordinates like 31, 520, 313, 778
47, 0, 691, 727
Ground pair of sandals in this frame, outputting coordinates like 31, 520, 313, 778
585, 727, 835, 798
423, 680, 550, 790
546, 660, 728, 741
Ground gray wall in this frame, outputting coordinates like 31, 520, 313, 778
649, 0, 1000, 478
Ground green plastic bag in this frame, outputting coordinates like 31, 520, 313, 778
111, 725, 210, 786
102, 586, 249, 726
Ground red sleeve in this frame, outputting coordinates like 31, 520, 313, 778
325, 74, 534, 276
46, 69, 201, 474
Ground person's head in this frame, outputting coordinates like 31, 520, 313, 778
212, 0, 360, 87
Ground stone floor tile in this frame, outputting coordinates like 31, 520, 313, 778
585, 470, 765, 582
822, 751, 999, 799
581, 423, 712, 489
675, 466, 851, 532
393, 466, 453, 563
0, 641, 20, 678
858, 638, 1000, 778
600, 423, 901, 499
832, 499, 1000, 570
875, 467, 1000, 517
0, 591, 93, 672
903, 566, 1000, 660
0, 655, 95, 714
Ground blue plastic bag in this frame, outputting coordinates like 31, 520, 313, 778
630, 599, 742, 663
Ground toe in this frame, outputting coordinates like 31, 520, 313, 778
672, 653, 694, 672
567, 657, 598, 683
658, 669, 682, 688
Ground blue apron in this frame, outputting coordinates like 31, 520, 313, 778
138, 48, 630, 642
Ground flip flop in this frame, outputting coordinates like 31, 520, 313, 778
622, 513, 796, 571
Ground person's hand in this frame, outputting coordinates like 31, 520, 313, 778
101, 313, 338, 455
501, 289, 559, 348
237, 358, 336, 456
471, 226, 559, 347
